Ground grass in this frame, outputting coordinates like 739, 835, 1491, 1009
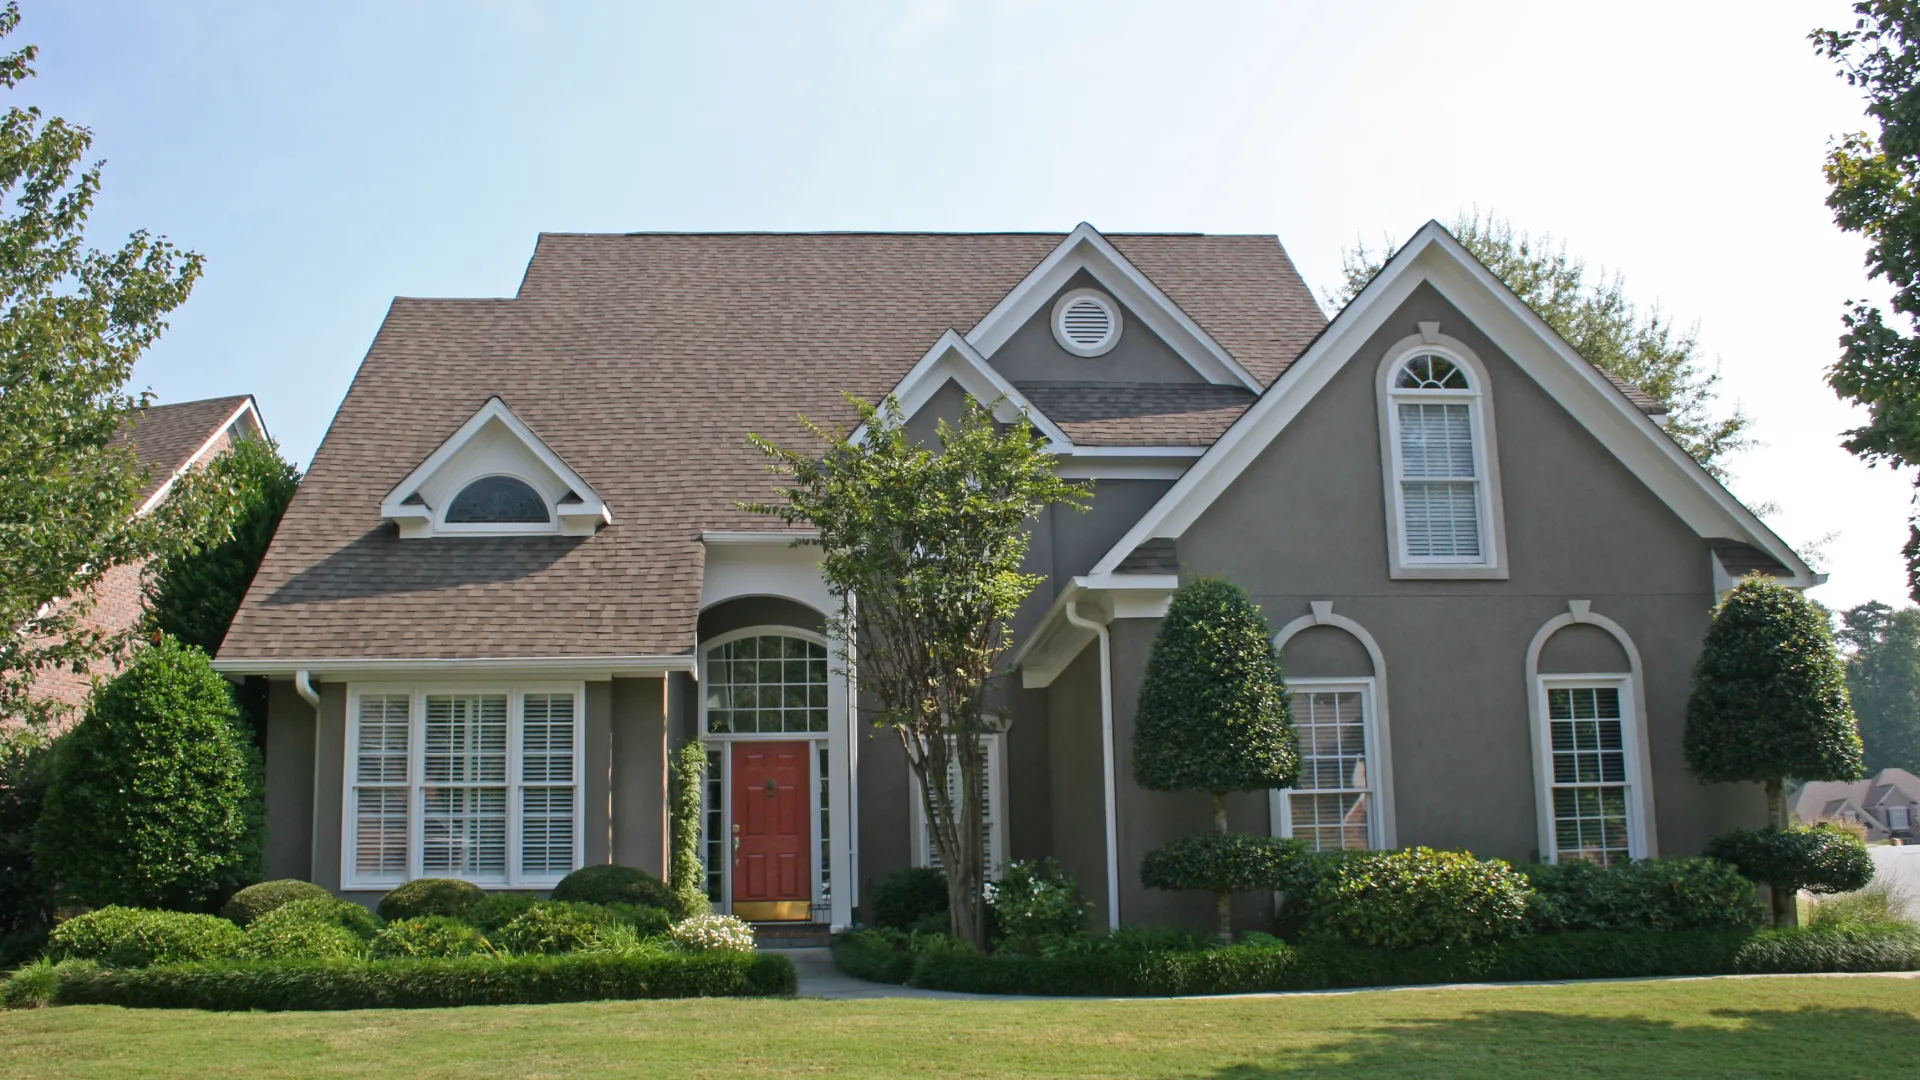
2, 975, 1917, 1078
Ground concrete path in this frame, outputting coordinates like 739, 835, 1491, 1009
779, 947, 1001, 1000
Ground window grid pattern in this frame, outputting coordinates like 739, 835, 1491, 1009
1548, 686, 1630, 866
1284, 690, 1374, 852
704, 636, 829, 734
422, 694, 508, 879
817, 746, 831, 918
352, 695, 411, 882
703, 749, 724, 902
1398, 401, 1481, 559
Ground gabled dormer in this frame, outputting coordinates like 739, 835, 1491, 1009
380, 397, 610, 539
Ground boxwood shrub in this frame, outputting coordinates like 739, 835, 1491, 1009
468, 892, 543, 932
1521, 857, 1765, 933
49, 907, 243, 967
1302, 848, 1531, 949
550, 865, 685, 918
870, 868, 949, 933
44, 951, 797, 1010
495, 902, 634, 955
239, 917, 366, 962
371, 916, 492, 959
219, 880, 332, 927
376, 878, 486, 922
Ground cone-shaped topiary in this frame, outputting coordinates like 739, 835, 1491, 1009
1133, 578, 1299, 942
35, 636, 264, 912
1686, 575, 1863, 925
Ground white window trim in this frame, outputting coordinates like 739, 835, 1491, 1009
1271, 602, 1398, 848
1375, 328, 1510, 579
1271, 678, 1383, 851
1525, 600, 1659, 863
909, 731, 1008, 880
342, 681, 587, 891
697, 625, 834, 742
1050, 287, 1124, 358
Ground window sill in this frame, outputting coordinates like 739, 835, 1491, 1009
1387, 563, 1510, 580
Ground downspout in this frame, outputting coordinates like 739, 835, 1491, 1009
295, 670, 322, 883
1064, 601, 1120, 930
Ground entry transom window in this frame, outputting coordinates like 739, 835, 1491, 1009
345, 685, 582, 889
1278, 687, 1376, 852
705, 634, 829, 734
1546, 684, 1632, 866
1382, 347, 1498, 570
445, 475, 550, 524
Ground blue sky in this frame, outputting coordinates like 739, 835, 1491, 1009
26, 0, 1911, 608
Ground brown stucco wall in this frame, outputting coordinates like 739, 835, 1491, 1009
263, 678, 316, 881
856, 724, 912, 921
1044, 644, 1109, 930
610, 676, 667, 875
989, 269, 1202, 385
584, 680, 614, 866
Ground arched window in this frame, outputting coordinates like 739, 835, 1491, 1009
704, 633, 829, 734
445, 475, 550, 525
1376, 334, 1506, 577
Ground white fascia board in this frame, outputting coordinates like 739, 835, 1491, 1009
849, 330, 1072, 449
1013, 575, 1177, 688
378, 396, 609, 522
209, 654, 698, 678
701, 530, 821, 545
964, 223, 1262, 392
136, 396, 264, 516
1088, 222, 1815, 584
1065, 446, 1207, 458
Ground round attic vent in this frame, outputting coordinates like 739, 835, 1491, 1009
1051, 288, 1122, 357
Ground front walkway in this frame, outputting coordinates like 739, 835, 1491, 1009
781, 947, 1005, 1000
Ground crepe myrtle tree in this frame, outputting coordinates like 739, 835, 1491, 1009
1686, 575, 1864, 926
1133, 577, 1300, 943
745, 395, 1090, 948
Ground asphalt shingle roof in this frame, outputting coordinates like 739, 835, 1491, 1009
112, 395, 252, 503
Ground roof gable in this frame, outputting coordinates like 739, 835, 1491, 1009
379, 396, 609, 538
851, 330, 1072, 448
114, 395, 264, 512
1088, 221, 1816, 585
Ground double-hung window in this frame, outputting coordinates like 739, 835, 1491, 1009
1276, 685, 1378, 851
910, 733, 1006, 879
1391, 353, 1483, 561
345, 685, 584, 890
1540, 681, 1637, 866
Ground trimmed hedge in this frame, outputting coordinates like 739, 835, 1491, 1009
1521, 857, 1765, 933
1139, 834, 1310, 895
550, 865, 685, 918
46, 951, 797, 1010
871, 868, 948, 933
376, 878, 486, 922
220, 880, 332, 927
891, 926, 1920, 996
1707, 825, 1877, 896
371, 917, 491, 960
833, 930, 918, 985
49, 907, 244, 967
1302, 848, 1531, 949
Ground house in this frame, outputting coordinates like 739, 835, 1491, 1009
29, 394, 268, 716
1791, 768, 1920, 843
213, 224, 1811, 932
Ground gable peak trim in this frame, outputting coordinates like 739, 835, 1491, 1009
379, 396, 610, 539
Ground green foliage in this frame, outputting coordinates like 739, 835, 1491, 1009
1, 956, 85, 1009
1685, 577, 1863, 794
831, 929, 918, 984
0, 3, 207, 721
0, 723, 56, 944
1707, 824, 1878, 896
254, 897, 379, 939
746, 395, 1090, 947
1333, 210, 1748, 476
550, 863, 685, 917
1837, 601, 1920, 771
1132, 578, 1297, 796
1734, 922, 1920, 973
987, 859, 1089, 952
870, 867, 950, 933
466, 892, 541, 933
1520, 857, 1764, 933
35, 637, 264, 910
667, 741, 708, 912
1140, 834, 1310, 895
1035, 924, 1212, 959
219, 879, 331, 927
238, 918, 365, 962
142, 436, 300, 655
1302, 848, 1533, 950
1814, 6, 1920, 597
370, 917, 491, 960
374, 877, 486, 922
48, 906, 242, 967
494, 902, 630, 956
43, 951, 797, 1010
1809, 880, 1915, 929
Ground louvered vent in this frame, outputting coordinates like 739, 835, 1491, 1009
1051, 288, 1122, 356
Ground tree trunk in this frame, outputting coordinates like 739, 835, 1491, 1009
1766, 775, 1798, 927
1213, 792, 1232, 945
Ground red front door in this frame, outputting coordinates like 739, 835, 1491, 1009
731, 741, 810, 920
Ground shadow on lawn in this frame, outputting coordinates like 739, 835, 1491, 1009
1205, 1005, 1920, 1078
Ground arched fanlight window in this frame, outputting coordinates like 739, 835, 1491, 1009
1395, 353, 1470, 390
445, 475, 551, 524
1389, 351, 1483, 562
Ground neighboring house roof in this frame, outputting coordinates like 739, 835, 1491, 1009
217, 231, 1326, 665
112, 395, 262, 509
1791, 769, 1920, 828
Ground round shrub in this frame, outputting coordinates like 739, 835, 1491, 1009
495, 902, 624, 955
49, 906, 243, 967
376, 877, 486, 922
1303, 848, 1532, 950
239, 916, 365, 961
371, 916, 491, 959
1707, 824, 1877, 896
871, 867, 949, 932
468, 892, 542, 932
670, 913, 756, 954
1140, 835, 1311, 895
219, 879, 331, 927
601, 902, 673, 938
988, 859, 1089, 952
35, 637, 264, 911
1521, 857, 1764, 933
256, 897, 380, 940
550, 864, 684, 917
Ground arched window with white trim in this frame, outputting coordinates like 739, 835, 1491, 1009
1376, 330, 1508, 578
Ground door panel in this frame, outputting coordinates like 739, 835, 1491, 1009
731, 741, 810, 921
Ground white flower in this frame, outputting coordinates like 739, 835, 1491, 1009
669, 914, 757, 954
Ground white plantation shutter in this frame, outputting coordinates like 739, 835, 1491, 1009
352, 694, 411, 882
519, 693, 577, 876
1397, 401, 1481, 559
919, 735, 1002, 877
421, 694, 508, 880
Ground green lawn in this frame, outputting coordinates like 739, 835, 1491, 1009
3, 975, 1916, 1079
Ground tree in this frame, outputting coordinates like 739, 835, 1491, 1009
1836, 601, 1920, 773
746, 396, 1089, 948
0, 2, 206, 722
1814, 6, 1920, 600
142, 437, 300, 656
1686, 576, 1864, 926
35, 635, 264, 911
1132, 577, 1300, 942
0, 722, 56, 960
1332, 211, 1749, 478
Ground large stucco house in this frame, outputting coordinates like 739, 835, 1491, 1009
213, 223, 1811, 932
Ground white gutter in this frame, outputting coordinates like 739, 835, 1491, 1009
211, 654, 699, 678
296, 668, 321, 884
293, 669, 320, 708
1064, 600, 1121, 930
